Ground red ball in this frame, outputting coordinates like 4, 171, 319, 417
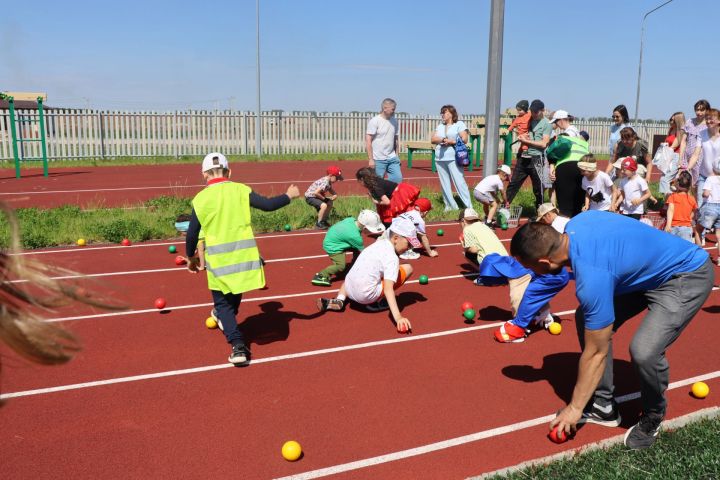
398, 324, 408, 333
548, 426, 568, 444
121, 238, 131, 246
175, 255, 187, 266
461, 301, 474, 312
154, 298, 167, 310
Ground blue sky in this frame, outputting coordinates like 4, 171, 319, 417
1, 0, 715, 119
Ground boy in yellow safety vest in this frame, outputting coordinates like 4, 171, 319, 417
186, 152, 300, 366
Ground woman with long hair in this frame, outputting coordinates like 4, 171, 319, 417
355, 167, 420, 225
657, 112, 686, 197
608, 104, 631, 158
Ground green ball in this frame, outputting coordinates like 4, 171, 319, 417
437, 229, 444, 236
463, 308, 476, 321
284, 224, 292, 231
168, 245, 177, 254
418, 274, 429, 285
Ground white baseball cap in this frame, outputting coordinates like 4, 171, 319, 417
462, 207, 480, 221
549, 110, 571, 124
357, 210, 385, 234
201, 152, 229, 172
389, 216, 422, 248
498, 165, 512, 176
537, 203, 558, 218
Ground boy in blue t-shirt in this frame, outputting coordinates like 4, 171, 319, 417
511, 211, 712, 450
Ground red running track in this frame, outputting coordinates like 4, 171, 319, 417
1, 222, 719, 480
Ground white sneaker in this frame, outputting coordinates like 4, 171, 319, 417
399, 249, 421, 260
532, 306, 553, 329
211, 309, 224, 331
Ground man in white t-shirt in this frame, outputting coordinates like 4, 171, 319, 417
578, 156, 614, 211
366, 98, 401, 183
473, 165, 511, 225
316, 216, 419, 333
614, 157, 651, 219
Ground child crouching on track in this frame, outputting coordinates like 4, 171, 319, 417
305, 166, 343, 230
473, 165, 511, 226
396, 197, 438, 260
186, 152, 300, 366
316, 216, 418, 333
458, 207, 508, 265
311, 209, 386, 287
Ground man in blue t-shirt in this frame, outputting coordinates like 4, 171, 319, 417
511, 211, 713, 450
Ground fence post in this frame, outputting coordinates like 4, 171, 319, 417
173, 111, 179, 159
277, 111, 282, 154
98, 112, 106, 160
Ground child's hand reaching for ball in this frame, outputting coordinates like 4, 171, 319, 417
396, 317, 412, 334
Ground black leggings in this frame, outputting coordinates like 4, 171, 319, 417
554, 162, 585, 217
506, 155, 543, 208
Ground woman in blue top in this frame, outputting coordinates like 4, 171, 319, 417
608, 104, 631, 157
431, 105, 472, 211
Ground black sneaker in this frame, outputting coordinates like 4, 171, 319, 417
228, 343, 251, 366
624, 413, 663, 449
365, 298, 390, 312
316, 298, 344, 312
311, 273, 331, 287
579, 399, 621, 427
316, 221, 329, 230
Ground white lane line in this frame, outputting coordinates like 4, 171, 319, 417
273, 371, 720, 480
0, 321, 504, 400
0, 174, 484, 197
11, 222, 469, 256
44, 270, 481, 322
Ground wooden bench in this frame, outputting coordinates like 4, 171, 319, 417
405, 141, 437, 172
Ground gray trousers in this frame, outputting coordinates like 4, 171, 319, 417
575, 258, 714, 416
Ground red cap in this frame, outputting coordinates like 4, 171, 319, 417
413, 198, 432, 213
326, 166, 344, 180
621, 157, 637, 171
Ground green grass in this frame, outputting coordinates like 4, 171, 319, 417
484, 413, 720, 479
0, 188, 541, 249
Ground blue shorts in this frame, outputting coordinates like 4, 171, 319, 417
699, 203, 720, 230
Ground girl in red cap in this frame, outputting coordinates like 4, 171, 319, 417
304, 166, 343, 229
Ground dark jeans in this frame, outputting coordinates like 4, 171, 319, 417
506, 155, 543, 208
574, 258, 714, 415
211, 290, 244, 346
554, 161, 584, 217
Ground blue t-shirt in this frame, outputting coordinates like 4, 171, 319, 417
567, 211, 709, 330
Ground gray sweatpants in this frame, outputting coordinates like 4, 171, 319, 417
575, 258, 715, 416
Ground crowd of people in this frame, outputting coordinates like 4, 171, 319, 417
3, 97, 717, 454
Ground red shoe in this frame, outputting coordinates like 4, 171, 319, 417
494, 321, 526, 343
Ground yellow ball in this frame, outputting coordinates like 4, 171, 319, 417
205, 317, 218, 329
548, 322, 562, 335
691, 381, 710, 399
77, 238, 86, 246
281, 440, 302, 461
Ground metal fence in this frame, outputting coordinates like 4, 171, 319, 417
0, 109, 669, 161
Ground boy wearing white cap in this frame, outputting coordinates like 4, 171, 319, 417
473, 165, 511, 226
578, 155, 615, 212
316, 216, 418, 333
186, 152, 300, 366
458, 207, 508, 265
311, 209, 386, 287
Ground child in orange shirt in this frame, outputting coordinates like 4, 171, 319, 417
664, 171, 697, 243
508, 100, 531, 154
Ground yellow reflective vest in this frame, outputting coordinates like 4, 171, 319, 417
192, 181, 265, 294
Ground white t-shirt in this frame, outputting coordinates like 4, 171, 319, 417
397, 210, 426, 235
619, 175, 649, 214
557, 125, 581, 137
703, 175, 720, 203
551, 216, 570, 233
474, 174, 504, 196
343, 238, 399, 304
366, 114, 399, 160
581, 171, 613, 211
700, 133, 720, 178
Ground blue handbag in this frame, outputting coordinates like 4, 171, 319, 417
455, 134, 470, 167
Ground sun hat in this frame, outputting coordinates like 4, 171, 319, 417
326, 165, 344, 180
389, 216, 422, 248
461, 207, 480, 221
201, 152, 229, 172
357, 209, 385, 234
537, 203, 558, 218
413, 197, 432, 213
498, 165, 512, 176
549, 110, 572, 124
621, 157, 638, 171
577, 160, 597, 172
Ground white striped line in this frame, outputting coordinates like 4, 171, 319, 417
273, 371, 720, 480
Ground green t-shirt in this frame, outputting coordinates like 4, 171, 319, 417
527, 117, 552, 156
322, 217, 364, 254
